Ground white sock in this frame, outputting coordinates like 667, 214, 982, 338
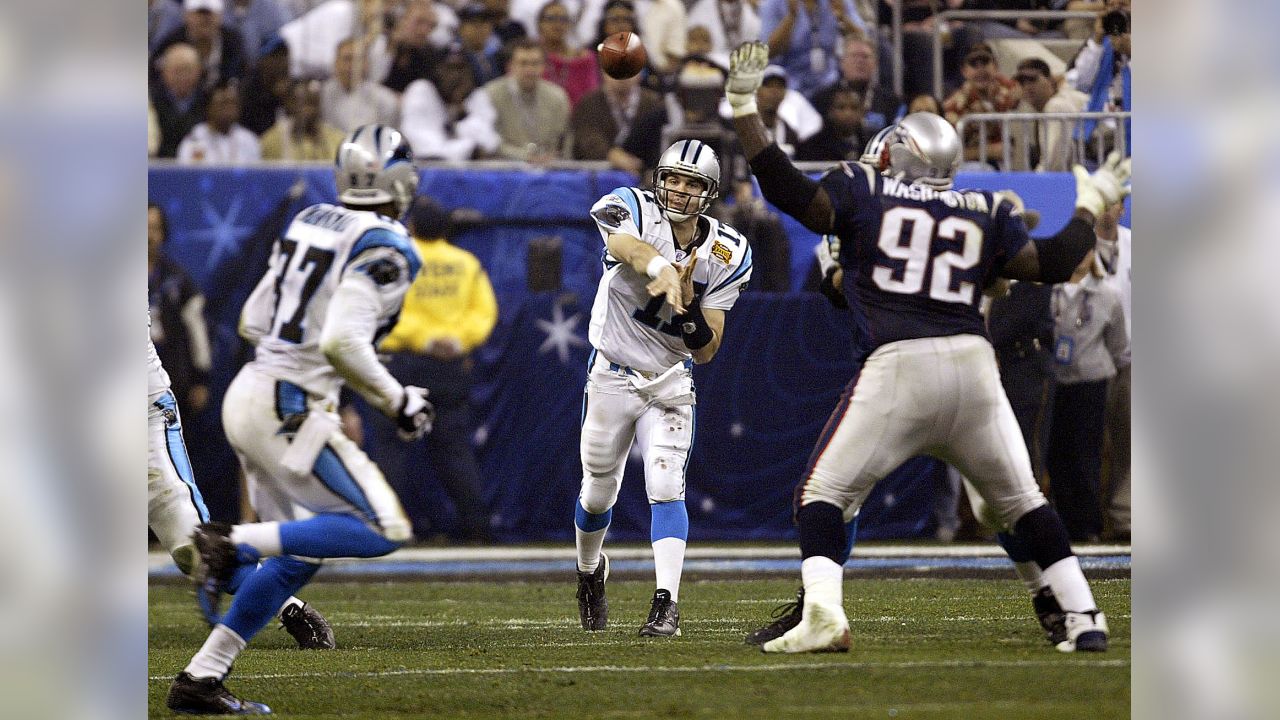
278, 596, 305, 616
652, 537, 686, 602
801, 556, 844, 609
1041, 556, 1098, 612
1012, 560, 1048, 593
184, 625, 247, 680
230, 522, 283, 557
576, 526, 607, 573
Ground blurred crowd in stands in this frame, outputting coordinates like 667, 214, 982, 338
149, 0, 1132, 175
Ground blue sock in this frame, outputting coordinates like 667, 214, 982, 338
650, 500, 688, 542
838, 516, 860, 565
221, 556, 319, 641
574, 503, 612, 532
279, 513, 402, 558
225, 561, 258, 595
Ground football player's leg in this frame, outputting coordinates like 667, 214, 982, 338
184, 556, 320, 683
767, 359, 919, 653
960, 477, 1065, 644
275, 433, 412, 558
148, 391, 210, 576
576, 379, 640, 573
947, 358, 1106, 652
637, 403, 693, 604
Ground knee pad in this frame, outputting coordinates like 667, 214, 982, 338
579, 474, 621, 515
645, 454, 686, 504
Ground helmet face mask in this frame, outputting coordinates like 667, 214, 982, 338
334, 124, 419, 218
652, 139, 720, 222
860, 124, 896, 172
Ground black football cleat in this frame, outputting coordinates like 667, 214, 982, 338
576, 552, 609, 631
192, 522, 239, 626
745, 587, 804, 646
639, 589, 681, 637
1032, 586, 1068, 645
166, 672, 271, 715
280, 602, 336, 650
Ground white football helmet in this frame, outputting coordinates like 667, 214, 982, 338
652, 139, 720, 222
884, 112, 961, 190
335, 124, 419, 218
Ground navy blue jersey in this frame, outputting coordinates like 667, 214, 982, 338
821, 162, 1030, 360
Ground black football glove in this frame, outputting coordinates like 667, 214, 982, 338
395, 386, 434, 441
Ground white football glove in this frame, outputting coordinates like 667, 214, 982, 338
726, 41, 770, 117
393, 385, 434, 441
815, 235, 840, 278
1072, 151, 1131, 217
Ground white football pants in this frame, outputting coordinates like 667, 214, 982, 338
222, 364, 411, 543
148, 389, 209, 571
800, 334, 1047, 530
578, 353, 694, 513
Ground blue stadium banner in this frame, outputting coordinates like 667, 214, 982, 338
148, 165, 1091, 542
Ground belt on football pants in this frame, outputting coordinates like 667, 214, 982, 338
604, 357, 692, 380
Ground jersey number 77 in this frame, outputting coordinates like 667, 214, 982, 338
269, 239, 336, 343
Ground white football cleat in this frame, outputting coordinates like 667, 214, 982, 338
761, 602, 851, 653
1055, 610, 1109, 653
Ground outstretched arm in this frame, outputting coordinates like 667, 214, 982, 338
1002, 152, 1131, 283
726, 42, 836, 235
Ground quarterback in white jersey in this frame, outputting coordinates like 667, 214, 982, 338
575, 139, 752, 638
166, 125, 435, 716
148, 311, 333, 651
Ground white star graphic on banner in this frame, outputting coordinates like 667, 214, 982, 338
189, 194, 255, 273
536, 303, 587, 364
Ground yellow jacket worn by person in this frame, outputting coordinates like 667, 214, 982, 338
380, 238, 498, 354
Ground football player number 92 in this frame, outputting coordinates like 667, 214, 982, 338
872, 207, 983, 305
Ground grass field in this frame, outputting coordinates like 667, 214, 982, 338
149, 575, 1130, 718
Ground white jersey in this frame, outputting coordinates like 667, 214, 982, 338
238, 203, 420, 403
148, 310, 171, 401
588, 187, 753, 373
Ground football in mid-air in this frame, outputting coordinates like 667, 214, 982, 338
597, 31, 646, 79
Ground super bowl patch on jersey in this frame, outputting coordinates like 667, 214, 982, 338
591, 202, 631, 229
710, 240, 733, 265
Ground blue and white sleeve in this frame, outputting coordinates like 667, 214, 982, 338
589, 187, 644, 244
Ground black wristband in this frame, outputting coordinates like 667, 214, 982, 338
676, 301, 713, 350
1033, 215, 1094, 283
818, 267, 849, 309
749, 143, 820, 220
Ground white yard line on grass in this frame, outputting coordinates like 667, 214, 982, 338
149, 543, 1130, 570
149, 658, 1128, 683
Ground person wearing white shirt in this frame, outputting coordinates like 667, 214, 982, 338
1094, 200, 1130, 540
176, 83, 262, 163
321, 37, 401, 133
400, 53, 501, 161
